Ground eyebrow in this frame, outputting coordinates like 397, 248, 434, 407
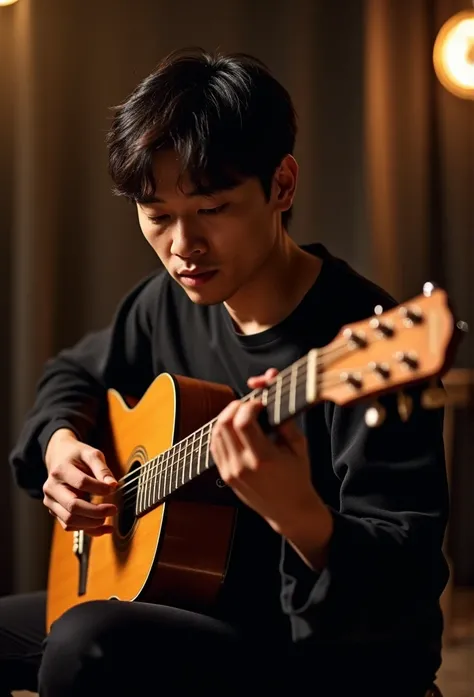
136, 192, 201, 204
136, 184, 240, 205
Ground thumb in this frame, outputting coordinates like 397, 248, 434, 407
83, 447, 117, 487
277, 418, 307, 456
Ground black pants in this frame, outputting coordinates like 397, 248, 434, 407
0, 591, 286, 696
0, 591, 441, 697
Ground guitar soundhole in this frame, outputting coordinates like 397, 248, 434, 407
116, 460, 141, 538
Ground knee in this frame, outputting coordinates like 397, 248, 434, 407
38, 601, 119, 697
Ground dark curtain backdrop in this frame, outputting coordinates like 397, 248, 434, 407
0, 0, 472, 594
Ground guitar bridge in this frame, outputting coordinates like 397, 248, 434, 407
72, 530, 91, 596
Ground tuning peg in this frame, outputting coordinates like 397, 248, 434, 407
421, 380, 446, 409
397, 392, 413, 422
365, 401, 387, 428
423, 281, 437, 297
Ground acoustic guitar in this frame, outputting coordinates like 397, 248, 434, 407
46, 283, 466, 630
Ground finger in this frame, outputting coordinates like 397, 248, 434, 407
45, 498, 110, 530
210, 422, 231, 467
47, 486, 116, 519
81, 448, 117, 487
57, 465, 117, 496
215, 401, 245, 455
218, 399, 244, 423
87, 525, 115, 537
247, 367, 279, 388
232, 401, 269, 460
218, 420, 244, 458
277, 418, 307, 456
58, 516, 108, 531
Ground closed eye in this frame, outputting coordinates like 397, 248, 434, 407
146, 203, 228, 225
199, 203, 228, 215
147, 214, 170, 224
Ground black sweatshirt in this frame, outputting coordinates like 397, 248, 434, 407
9, 243, 449, 687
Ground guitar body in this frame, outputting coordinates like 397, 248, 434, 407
46, 373, 238, 631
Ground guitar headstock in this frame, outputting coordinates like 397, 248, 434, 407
315, 284, 467, 424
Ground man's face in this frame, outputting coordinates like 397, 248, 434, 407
136, 149, 294, 305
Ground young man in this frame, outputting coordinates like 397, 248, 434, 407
2, 48, 448, 697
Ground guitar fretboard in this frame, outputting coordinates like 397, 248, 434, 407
135, 349, 318, 516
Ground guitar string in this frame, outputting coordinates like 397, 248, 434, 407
112, 339, 357, 496
114, 345, 342, 501
118, 357, 396, 515
114, 335, 393, 504
116, 332, 388, 499
115, 363, 311, 502
111, 336, 353, 486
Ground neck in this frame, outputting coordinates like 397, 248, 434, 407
224, 233, 322, 335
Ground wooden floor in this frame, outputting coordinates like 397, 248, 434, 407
12, 589, 474, 697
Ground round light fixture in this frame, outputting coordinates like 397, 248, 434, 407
433, 9, 474, 100
0, 0, 19, 5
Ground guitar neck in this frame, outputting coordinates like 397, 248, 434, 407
135, 349, 318, 515
130, 286, 463, 516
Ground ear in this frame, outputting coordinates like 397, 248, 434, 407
271, 154, 298, 216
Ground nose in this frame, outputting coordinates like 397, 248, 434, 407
170, 217, 206, 258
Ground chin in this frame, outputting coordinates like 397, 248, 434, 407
180, 286, 223, 306
181, 283, 235, 307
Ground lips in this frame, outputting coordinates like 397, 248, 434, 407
178, 270, 217, 288
178, 269, 214, 277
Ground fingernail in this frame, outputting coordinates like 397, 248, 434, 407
104, 476, 117, 486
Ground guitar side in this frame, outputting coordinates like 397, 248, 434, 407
46, 372, 237, 631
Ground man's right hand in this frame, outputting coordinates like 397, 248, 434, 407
43, 428, 118, 536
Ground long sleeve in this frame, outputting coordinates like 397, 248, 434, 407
280, 382, 450, 644
9, 273, 160, 500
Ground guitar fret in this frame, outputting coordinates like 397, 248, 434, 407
274, 374, 282, 424
183, 437, 190, 484
163, 446, 171, 498
176, 440, 182, 486
158, 453, 165, 503
175, 443, 180, 491
142, 462, 148, 512
207, 426, 212, 468
135, 465, 144, 515
180, 440, 186, 488
146, 459, 153, 510
289, 363, 297, 414
189, 433, 196, 479
150, 458, 156, 506
203, 427, 211, 470
158, 451, 165, 502
197, 428, 203, 475
156, 454, 162, 503
135, 469, 140, 515
143, 462, 148, 511
196, 434, 200, 475
151, 457, 157, 506
174, 443, 181, 495
150, 460, 155, 508
142, 464, 148, 515
186, 436, 190, 480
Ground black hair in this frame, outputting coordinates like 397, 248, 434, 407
107, 47, 297, 227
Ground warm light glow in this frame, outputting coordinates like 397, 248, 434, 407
433, 10, 474, 100
0, 0, 19, 5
